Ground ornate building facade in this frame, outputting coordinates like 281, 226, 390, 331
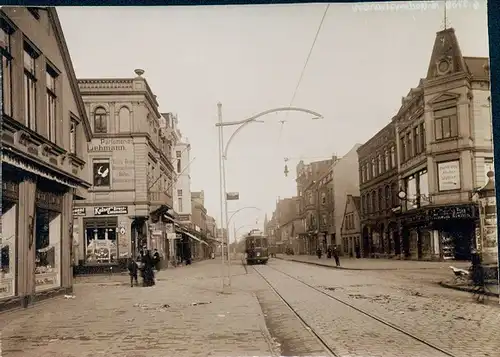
74, 69, 175, 270
1, 7, 92, 309
395, 28, 491, 261
358, 28, 492, 261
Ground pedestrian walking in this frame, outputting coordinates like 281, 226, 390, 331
355, 244, 361, 258
127, 257, 139, 287
153, 249, 161, 271
326, 246, 332, 259
332, 246, 340, 267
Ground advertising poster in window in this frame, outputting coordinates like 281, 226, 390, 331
438, 161, 461, 191
85, 227, 118, 264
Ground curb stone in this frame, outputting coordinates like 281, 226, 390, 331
275, 256, 466, 271
438, 281, 500, 297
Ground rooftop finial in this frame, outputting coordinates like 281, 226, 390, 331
134, 68, 145, 77
442, 0, 450, 30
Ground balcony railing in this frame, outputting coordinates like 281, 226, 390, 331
148, 191, 173, 208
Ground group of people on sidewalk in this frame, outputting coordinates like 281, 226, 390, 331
127, 249, 161, 287
317, 246, 341, 267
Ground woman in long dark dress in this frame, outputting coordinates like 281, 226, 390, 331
142, 250, 156, 287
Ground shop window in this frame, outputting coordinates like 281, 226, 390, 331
93, 159, 110, 187
0, 201, 16, 298
35, 208, 61, 292
85, 219, 118, 264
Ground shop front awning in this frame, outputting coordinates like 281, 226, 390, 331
163, 215, 209, 246
182, 230, 209, 246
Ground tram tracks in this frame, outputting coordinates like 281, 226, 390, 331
252, 264, 458, 357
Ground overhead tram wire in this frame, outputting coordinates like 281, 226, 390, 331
278, 4, 330, 161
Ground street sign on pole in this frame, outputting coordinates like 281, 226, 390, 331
226, 192, 240, 201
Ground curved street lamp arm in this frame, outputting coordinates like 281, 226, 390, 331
222, 107, 323, 159
228, 206, 262, 226
223, 120, 255, 159
216, 107, 323, 127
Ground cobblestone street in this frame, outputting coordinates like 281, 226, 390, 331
268, 258, 500, 357
0, 260, 275, 357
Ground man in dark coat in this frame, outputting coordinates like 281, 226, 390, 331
142, 250, 156, 287
127, 257, 138, 287
332, 246, 340, 267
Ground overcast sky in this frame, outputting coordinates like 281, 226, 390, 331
57, 2, 488, 240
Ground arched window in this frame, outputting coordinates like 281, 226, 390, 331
371, 191, 377, 212
378, 187, 384, 210
94, 107, 107, 133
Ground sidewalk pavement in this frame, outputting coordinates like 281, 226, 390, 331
276, 253, 470, 270
276, 254, 500, 297
1, 260, 276, 357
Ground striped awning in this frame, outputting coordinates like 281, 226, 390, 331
2, 152, 77, 188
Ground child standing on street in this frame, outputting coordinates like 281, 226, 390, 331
127, 257, 139, 287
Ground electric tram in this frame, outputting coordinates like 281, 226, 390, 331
245, 229, 269, 265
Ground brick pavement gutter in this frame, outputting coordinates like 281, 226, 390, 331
438, 281, 500, 297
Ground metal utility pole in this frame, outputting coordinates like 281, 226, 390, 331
217, 102, 227, 293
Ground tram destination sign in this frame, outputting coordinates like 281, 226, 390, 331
94, 206, 128, 215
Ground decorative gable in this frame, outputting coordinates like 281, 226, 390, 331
428, 92, 460, 107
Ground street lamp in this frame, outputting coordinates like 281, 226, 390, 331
216, 103, 324, 293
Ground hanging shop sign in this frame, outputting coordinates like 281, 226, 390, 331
165, 223, 174, 234
94, 206, 128, 215
73, 207, 86, 216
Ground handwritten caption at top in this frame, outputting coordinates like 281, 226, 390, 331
352, 0, 481, 13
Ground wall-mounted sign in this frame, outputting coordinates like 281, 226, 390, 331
226, 192, 240, 201
94, 206, 128, 215
119, 227, 126, 235
438, 161, 461, 191
73, 207, 86, 216
165, 223, 174, 234
88, 138, 133, 152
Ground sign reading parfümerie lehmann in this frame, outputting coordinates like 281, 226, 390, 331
94, 206, 128, 215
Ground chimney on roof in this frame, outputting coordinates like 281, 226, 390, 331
134, 69, 145, 77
